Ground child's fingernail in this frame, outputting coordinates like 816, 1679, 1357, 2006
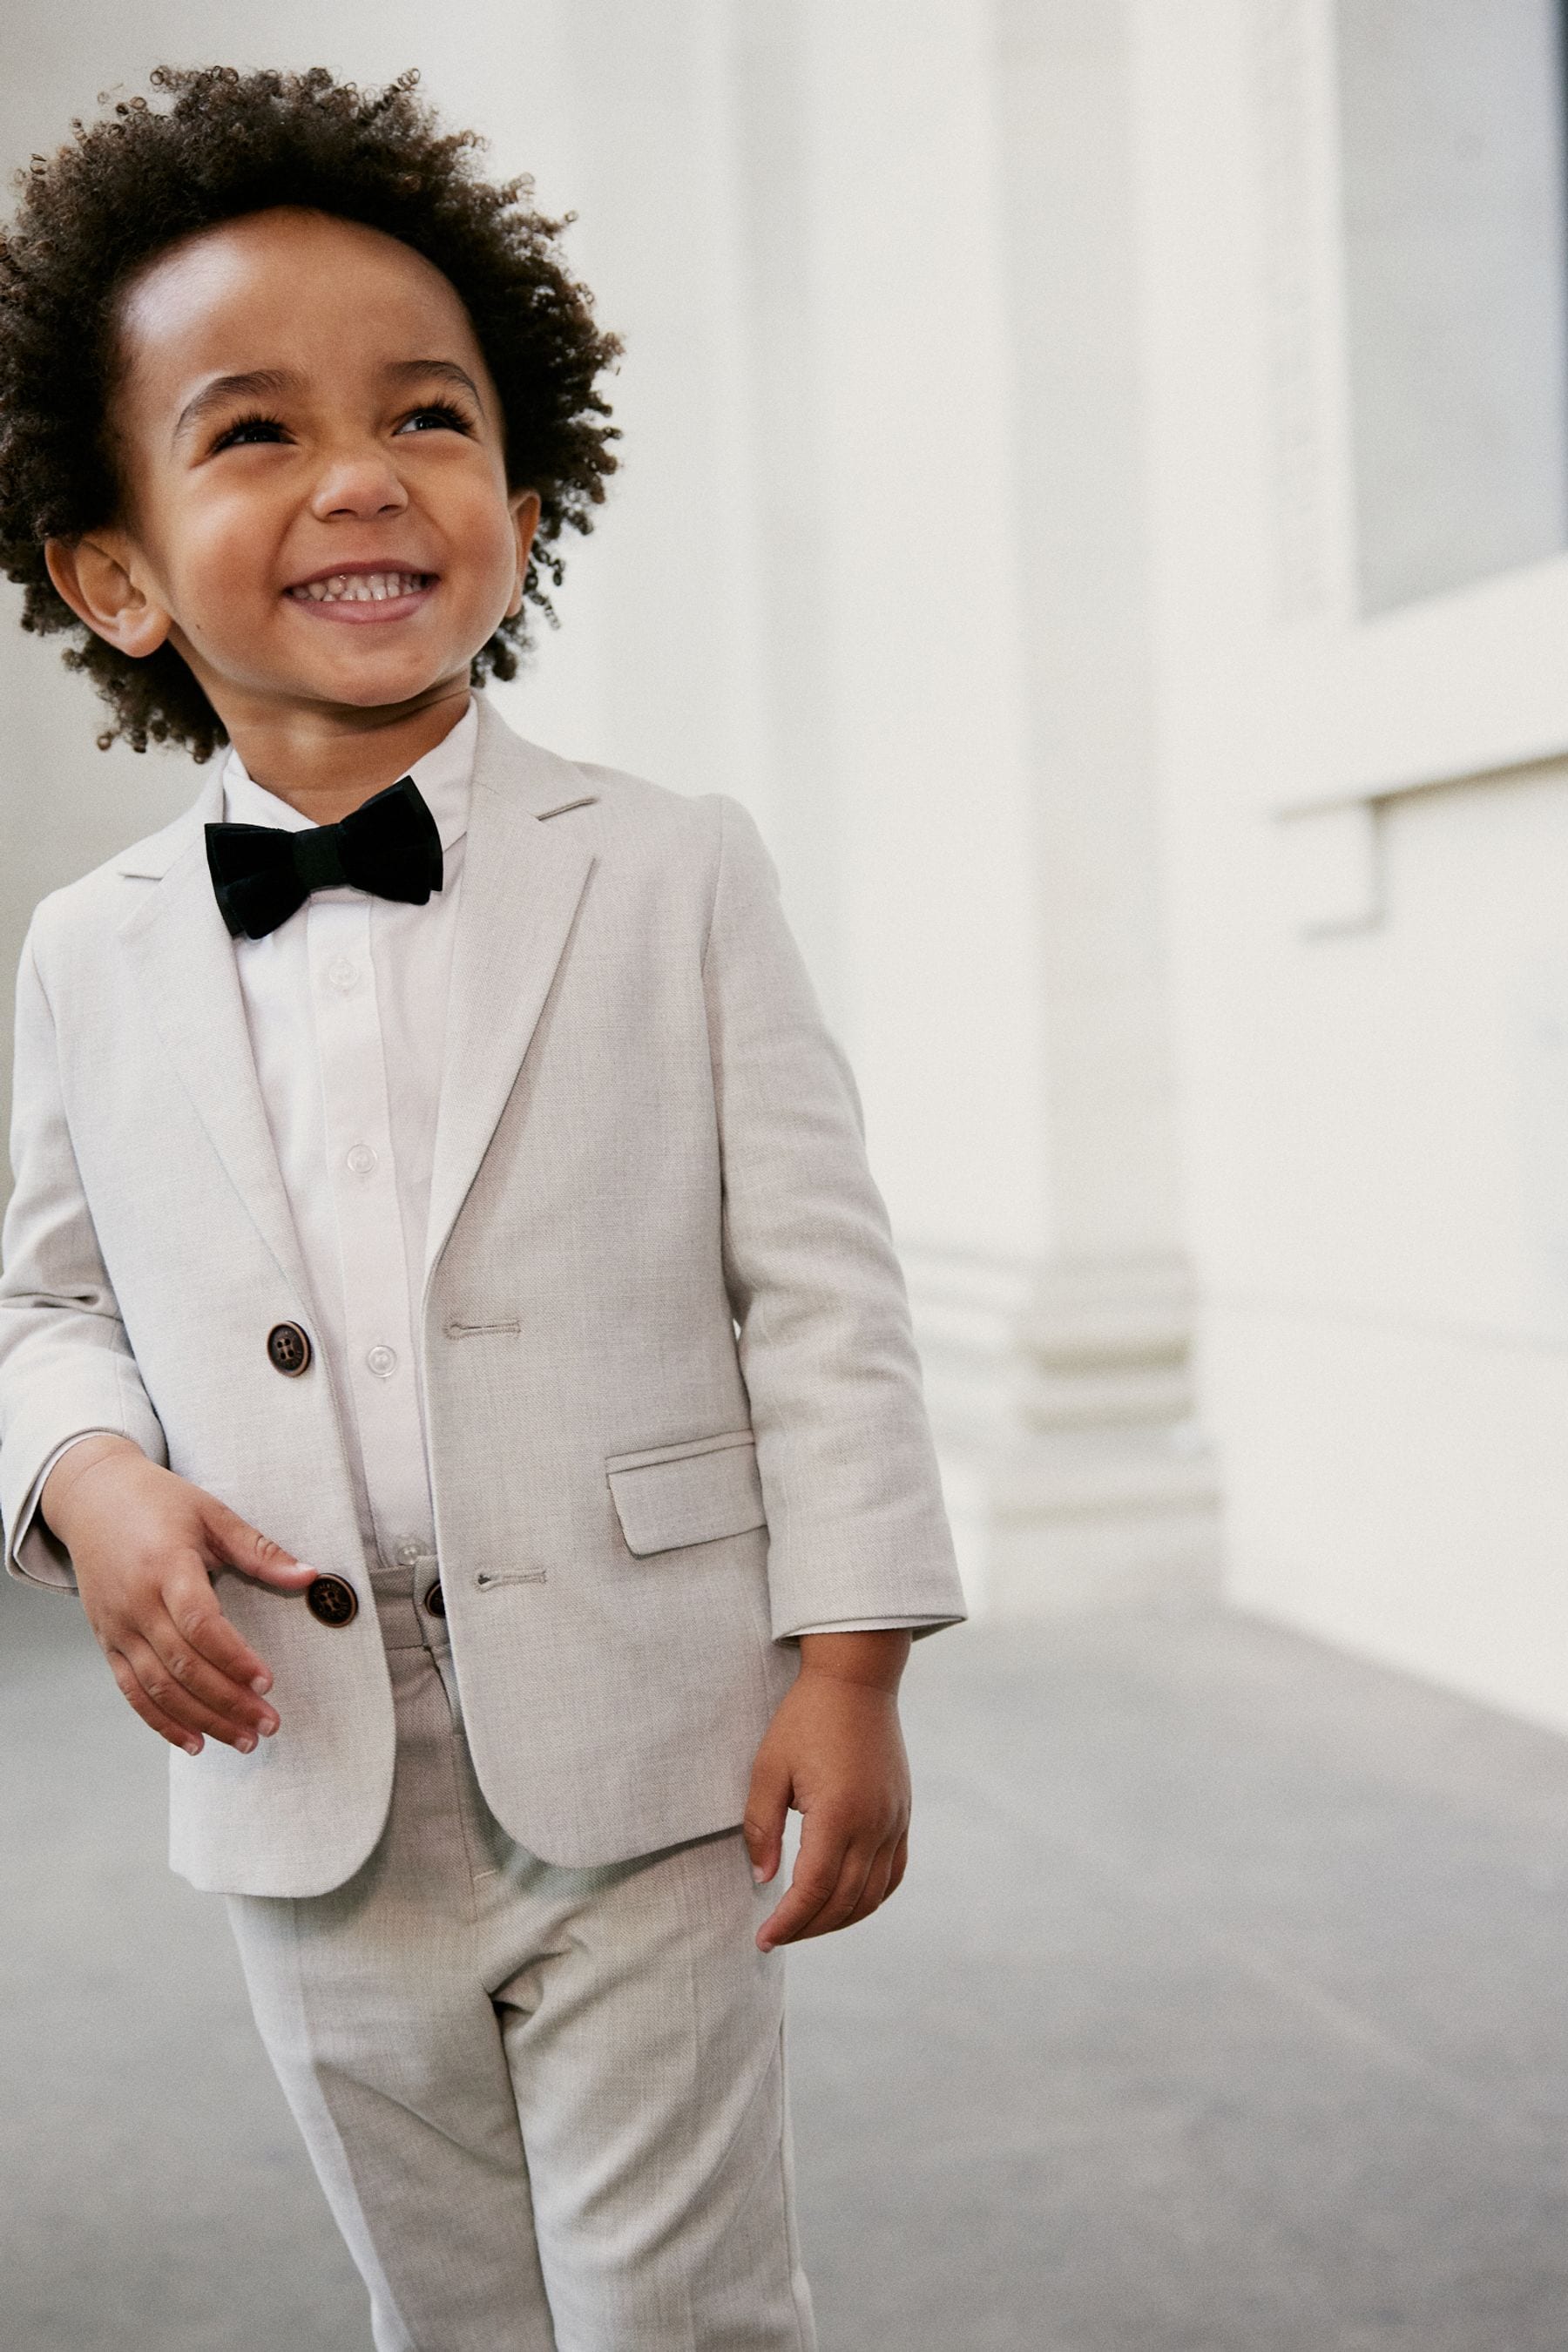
752, 1864, 767, 1883
250, 1675, 269, 1695
185, 1738, 202, 1755
237, 1734, 256, 1754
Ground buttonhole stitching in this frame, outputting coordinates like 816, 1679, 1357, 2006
446, 1319, 521, 1338
475, 1570, 548, 1588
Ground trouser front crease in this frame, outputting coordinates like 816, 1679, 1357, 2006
225, 1598, 818, 2352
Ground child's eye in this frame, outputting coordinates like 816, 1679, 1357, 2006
396, 400, 474, 436
211, 412, 289, 451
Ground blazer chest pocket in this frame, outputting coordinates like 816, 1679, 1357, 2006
605, 1429, 767, 1558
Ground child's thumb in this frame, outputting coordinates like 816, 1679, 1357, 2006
742, 1757, 790, 1887
203, 1500, 318, 1590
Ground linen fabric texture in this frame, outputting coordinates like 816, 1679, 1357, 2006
0, 696, 965, 1896
206, 700, 935, 1641
226, 1605, 816, 2352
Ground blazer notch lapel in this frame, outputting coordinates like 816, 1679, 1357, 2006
118, 835, 314, 1309
424, 763, 596, 1285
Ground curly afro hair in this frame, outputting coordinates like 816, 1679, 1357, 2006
0, 64, 620, 759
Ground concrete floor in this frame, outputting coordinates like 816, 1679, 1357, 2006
5, 1578, 1568, 2352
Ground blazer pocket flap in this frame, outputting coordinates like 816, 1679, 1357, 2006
605, 1431, 767, 1558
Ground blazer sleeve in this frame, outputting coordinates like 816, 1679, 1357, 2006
700, 794, 966, 1640
0, 923, 167, 1589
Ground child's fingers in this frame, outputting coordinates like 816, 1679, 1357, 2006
755, 1811, 855, 1950
886, 1828, 909, 1898
839, 1846, 897, 1930
141, 1602, 279, 1734
162, 1564, 276, 1694
105, 1646, 206, 1754
789, 1840, 880, 1943
112, 1630, 263, 1752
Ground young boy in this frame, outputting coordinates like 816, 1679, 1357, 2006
0, 65, 963, 2351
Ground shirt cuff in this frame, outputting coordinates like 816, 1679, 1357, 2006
788, 1614, 959, 1636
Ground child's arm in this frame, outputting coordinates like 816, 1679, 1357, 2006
700, 796, 965, 1638
0, 922, 312, 1751
0, 923, 170, 1590
700, 796, 968, 1947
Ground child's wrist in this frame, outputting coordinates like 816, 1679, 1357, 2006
795, 1628, 911, 1696
41, 1434, 143, 1543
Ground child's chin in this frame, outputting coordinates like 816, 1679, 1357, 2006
292, 654, 462, 711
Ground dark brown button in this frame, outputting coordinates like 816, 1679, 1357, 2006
267, 1322, 312, 1377
422, 1580, 446, 1619
306, 1574, 358, 1627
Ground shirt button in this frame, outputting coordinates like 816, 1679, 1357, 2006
326, 957, 360, 993
346, 1143, 378, 1176
394, 1538, 425, 1568
366, 1343, 397, 1378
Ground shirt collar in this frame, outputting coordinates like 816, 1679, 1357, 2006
220, 697, 477, 855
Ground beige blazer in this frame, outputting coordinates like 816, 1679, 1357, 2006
0, 697, 963, 1896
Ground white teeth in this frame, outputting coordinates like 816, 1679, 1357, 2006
290, 571, 427, 603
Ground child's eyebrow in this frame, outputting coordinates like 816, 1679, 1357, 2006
171, 358, 483, 448
382, 358, 483, 406
172, 368, 299, 446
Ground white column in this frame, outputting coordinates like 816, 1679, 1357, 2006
789, 0, 1051, 1261
725, 0, 1220, 1613
981, 0, 1220, 1610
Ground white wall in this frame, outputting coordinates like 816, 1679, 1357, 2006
1132, 0, 1568, 1731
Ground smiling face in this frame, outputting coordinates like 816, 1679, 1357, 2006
46, 206, 538, 767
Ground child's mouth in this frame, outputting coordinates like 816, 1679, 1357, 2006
284, 569, 436, 619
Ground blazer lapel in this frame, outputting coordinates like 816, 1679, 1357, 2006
424, 703, 598, 1285
118, 790, 315, 1309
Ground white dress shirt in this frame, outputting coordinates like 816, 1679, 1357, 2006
219, 701, 478, 1591
42, 696, 924, 1632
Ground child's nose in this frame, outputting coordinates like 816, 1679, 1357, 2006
309, 451, 409, 521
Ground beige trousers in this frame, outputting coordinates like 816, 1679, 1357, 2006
226, 1592, 818, 2352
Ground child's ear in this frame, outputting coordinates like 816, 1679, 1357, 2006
505, 490, 543, 620
44, 533, 172, 659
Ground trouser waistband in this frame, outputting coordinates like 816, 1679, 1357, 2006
373, 1582, 450, 1651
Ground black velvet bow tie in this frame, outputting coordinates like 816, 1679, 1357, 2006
206, 774, 444, 940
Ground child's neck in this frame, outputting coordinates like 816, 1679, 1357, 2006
219, 686, 473, 825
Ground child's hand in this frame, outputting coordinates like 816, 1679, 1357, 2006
744, 1630, 913, 1952
41, 1435, 318, 1757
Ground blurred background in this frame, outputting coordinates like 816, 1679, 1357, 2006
8, 4, 1568, 2348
